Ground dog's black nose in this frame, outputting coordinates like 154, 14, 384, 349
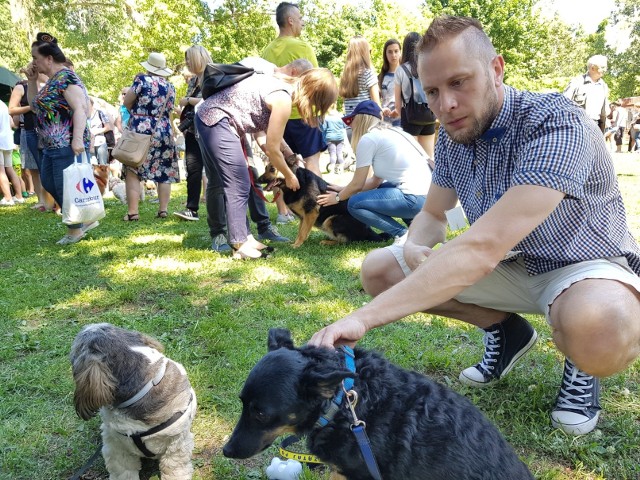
222, 443, 235, 458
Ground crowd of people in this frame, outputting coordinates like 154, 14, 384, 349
1, 3, 639, 440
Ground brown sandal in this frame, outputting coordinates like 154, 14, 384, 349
123, 213, 139, 221
156, 210, 168, 218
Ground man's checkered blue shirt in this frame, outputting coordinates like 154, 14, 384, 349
433, 85, 640, 276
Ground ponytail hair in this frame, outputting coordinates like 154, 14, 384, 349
31, 32, 67, 64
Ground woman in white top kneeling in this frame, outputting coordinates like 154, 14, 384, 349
317, 100, 432, 240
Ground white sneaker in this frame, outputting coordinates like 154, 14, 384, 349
0, 198, 15, 206
12, 196, 25, 204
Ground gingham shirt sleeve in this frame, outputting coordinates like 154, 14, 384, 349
512, 98, 592, 200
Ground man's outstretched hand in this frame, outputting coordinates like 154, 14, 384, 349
308, 315, 368, 349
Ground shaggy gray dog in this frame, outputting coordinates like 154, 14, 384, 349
70, 323, 196, 480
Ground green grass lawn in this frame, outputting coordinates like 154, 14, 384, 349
0, 153, 639, 480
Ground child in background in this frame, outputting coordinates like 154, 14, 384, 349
0, 100, 25, 206
339, 36, 380, 142
321, 105, 346, 174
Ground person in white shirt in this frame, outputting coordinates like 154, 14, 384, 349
317, 100, 432, 240
0, 100, 25, 206
563, 54, 609, 132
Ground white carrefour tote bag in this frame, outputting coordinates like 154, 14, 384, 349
62, 151, 105, 225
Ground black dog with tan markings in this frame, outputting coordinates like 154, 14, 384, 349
223, 328, 534, 480
256, 158, 383, 248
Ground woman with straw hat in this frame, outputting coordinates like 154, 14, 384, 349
121, 52, 179, 221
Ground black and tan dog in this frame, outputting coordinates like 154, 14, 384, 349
223, 328, 534, 480
256, 158, 384, 248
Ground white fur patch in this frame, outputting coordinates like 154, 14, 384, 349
130, 346, 163, 363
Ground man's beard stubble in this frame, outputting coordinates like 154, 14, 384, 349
447, 79, 501, 146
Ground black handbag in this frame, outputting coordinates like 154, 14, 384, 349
98, 111, 116, 147
401, 64, 436, 126
177, 107, 195, 133
104, 130, 116, 148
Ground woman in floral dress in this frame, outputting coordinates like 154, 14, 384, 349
122, 52, 179, 220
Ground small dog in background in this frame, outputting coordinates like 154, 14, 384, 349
109, 176, 127, 204
223, 328, 533, 480
108, 178, 155, 204
93, 165, 109, 196
70, 323, 197, 480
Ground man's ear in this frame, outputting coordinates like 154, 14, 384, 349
268, 328, 295, 352
491, 55, 505, 88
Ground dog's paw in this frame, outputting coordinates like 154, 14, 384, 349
291, 242, 303, 248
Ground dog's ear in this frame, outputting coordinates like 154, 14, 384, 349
72, 355, 117, 420
268, 328, 295, 351
300, 367, 356, 399
284, 153, 301, 168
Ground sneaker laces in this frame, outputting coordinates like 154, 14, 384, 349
477, 327, 501, 376
556, 359, 596, 412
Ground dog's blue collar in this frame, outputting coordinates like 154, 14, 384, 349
116, 357, 168, 409
315, 346, 355, 428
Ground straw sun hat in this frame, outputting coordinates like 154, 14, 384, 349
140, 52, 173, 77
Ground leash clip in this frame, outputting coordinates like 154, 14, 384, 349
343, 387, 365, 429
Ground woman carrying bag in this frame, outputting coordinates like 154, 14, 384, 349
173, 45, 211, 222
25, 32, 99, 245
121, 52, 179, 221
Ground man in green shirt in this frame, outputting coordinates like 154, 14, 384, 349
262, 2, 326, 181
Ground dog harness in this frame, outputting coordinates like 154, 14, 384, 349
128, 393, 194, 458
115, 357, 193, 458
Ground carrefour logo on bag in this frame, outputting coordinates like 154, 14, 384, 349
76, 177, 95, 194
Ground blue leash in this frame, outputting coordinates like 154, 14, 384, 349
335, 346, 383, 480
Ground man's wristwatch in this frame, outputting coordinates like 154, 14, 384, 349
335, 192, 340, 203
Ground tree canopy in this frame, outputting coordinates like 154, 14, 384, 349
2, 0, 638, 104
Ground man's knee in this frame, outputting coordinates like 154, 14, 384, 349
361, 248, 405, 297
550, 280, 640, 376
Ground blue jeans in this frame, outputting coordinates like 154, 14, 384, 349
93, 142, 109, 165
40, 146, 89, 229
22, 129, 41, 170
347, 183, 426, 237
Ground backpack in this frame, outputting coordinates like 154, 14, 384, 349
201, 63, 256, 99
401, 64, 436, 126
